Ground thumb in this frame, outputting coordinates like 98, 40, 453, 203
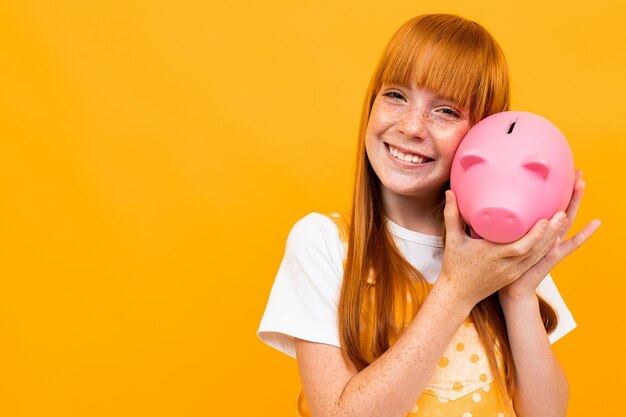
444, 190, 465, 238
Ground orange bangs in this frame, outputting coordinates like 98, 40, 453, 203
370, 14, 511, 125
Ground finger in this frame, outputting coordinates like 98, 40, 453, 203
514, 219, 569, 274
516, 244, 552, 277
500, 216, 549, 258
529, 219, 599, 273
443, 190, 465, 240
529, 213, 569, 262
562, 171, 585, 239
557, 219, 602, 258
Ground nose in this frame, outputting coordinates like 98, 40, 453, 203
397, 108, 428, 139
470, 207, 526, 243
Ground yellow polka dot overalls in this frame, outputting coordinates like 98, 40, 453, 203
296, 211, 517, 417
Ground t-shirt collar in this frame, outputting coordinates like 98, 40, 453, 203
384, 216, 444, 247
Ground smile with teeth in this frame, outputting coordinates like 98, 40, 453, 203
386, 144, 432, 164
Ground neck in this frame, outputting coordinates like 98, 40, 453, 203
381, 188, 445, 236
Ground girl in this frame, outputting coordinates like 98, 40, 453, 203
257, 13, 600, 417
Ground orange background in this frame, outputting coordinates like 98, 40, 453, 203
0, 1, 623, 416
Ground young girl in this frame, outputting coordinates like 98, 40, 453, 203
257, 13, 600, 417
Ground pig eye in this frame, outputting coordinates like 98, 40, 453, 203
522, 159, 550, 180
459, 151, 487, 171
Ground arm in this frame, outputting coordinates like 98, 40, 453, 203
296, 278, 472, 417
498, 170, 601, 417
498, 292, 568, 417
295, 191, 560, 417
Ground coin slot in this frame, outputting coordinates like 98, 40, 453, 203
507, 116, 519, 134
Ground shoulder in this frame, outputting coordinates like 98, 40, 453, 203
281, 211, 350, 279
256, 212, 350, 357
287, 211, 350, 253
288, 212, 337, 241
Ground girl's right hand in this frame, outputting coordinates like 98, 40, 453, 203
438, 190, 568, 308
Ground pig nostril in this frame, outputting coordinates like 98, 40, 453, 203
471, 207, 524, 243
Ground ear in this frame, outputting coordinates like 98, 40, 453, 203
459, 150, 487, 171
522, 157, 550, 180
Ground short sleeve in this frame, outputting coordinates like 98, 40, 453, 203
536, 273, 577, 344
257, 213, 346, 358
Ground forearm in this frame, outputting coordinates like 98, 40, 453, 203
499, 293, 569, 417
336, 278, 473, 417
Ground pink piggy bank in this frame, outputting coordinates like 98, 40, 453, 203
450, 111, 575, 243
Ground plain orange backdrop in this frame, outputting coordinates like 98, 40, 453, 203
0, 1, 623, 416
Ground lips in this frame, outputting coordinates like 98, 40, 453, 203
384, 142, 434, 161
384, 143, 434, 167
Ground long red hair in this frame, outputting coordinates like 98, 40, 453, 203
338, 13, 557, 402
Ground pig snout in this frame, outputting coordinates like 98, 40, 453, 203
470, 206, 525, 243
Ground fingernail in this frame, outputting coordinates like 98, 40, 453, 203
555, 212, 565, 222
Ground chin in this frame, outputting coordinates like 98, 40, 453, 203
384, 179, 447, 198
383, 183, 431, 197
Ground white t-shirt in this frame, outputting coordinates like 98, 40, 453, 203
257, 212, 577, 359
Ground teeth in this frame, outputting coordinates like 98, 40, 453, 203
388, 144, 428, 164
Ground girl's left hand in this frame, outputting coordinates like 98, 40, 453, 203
498, 169, 602, 300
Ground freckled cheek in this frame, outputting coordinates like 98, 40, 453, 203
367, 117, 396, 140
428, 118, 462, 133
365, 132, 384, 160
433, 122, 470, 145
370, 105, 403, 127
451, 130, 468, 144
375, 112, 400, 128
439, 132, 468, 164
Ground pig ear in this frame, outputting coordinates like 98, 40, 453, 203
522, 158, 550, 180
459, 151, 486, 171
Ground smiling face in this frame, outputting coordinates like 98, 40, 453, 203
365, 83, 472, 207
354, 15, 511, 233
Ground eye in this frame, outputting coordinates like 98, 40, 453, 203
438, 107, 461, 118
382, 91, 406, 101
